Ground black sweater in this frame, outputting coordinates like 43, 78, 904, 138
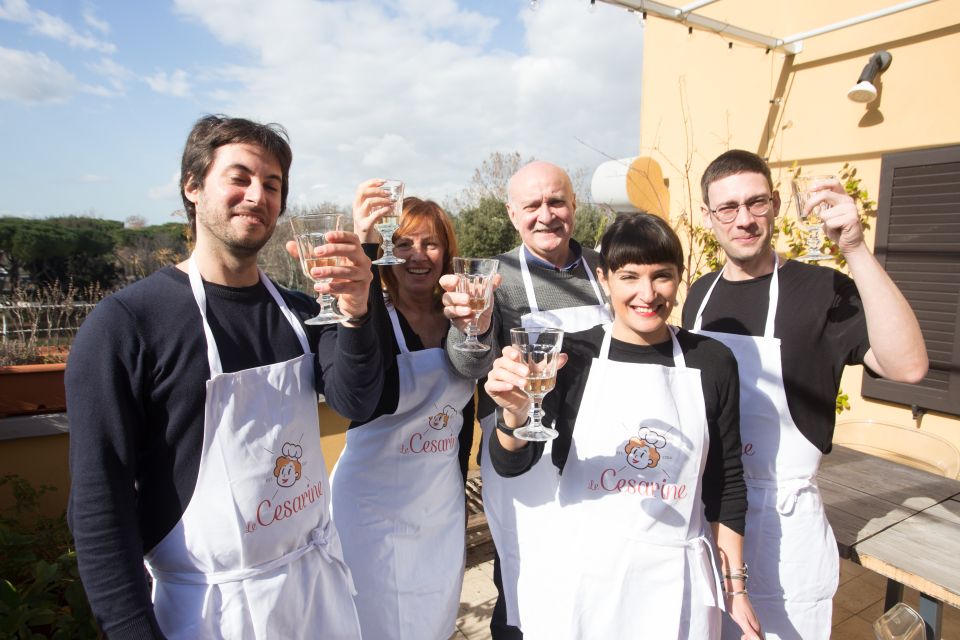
66, 266, 384, 639
488, 326, 747, 534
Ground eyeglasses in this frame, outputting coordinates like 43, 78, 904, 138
708, 196, 773, 223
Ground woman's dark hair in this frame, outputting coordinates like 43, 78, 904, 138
598, 212, 684, 276
180, 114, 292, 232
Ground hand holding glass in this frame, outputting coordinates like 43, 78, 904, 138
792, 175, 836, 262
453, 257, 499, 352
510, 327, 564, 442
289, 212, 348, 325
372, 179, 405, 266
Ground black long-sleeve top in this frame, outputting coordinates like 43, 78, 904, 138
65, 266, 384, 640
488, 326, 747, 534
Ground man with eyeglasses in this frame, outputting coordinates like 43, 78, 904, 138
681, 149, 927, 640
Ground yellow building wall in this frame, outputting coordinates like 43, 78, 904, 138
637, 0, 960, 473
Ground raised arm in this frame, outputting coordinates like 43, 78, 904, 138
313, 229, 384, 420
809, 181, 928, 382
440, 273, 501, 379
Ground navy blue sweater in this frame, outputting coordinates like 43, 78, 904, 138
66, 266, 384, 639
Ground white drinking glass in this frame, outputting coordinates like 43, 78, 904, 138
372, 179, 405, 266
289, 212, 347, 325
792, 175, 837, 262
453, 257, 499, 352
510, 326, 564, 442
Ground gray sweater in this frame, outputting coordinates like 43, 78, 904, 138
446, 242, 607, 418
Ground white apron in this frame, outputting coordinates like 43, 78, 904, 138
479, 244, 611, 629
330, 303, 474, 640
144, 258, 361, 640
692, 256, 838, 640
523, 326, 721, 639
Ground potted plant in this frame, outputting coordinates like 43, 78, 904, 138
0, 283, 99, 418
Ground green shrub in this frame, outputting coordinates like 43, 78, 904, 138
0, 475, 100, 639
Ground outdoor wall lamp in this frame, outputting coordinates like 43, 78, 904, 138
847, 51, 892, 103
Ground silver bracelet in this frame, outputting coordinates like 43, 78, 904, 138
724, 589, 749, 597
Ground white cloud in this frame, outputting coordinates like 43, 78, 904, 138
144, 69, 191, 97
168, 0, 644, 207
148, 172, 181, 201
0, 0, 116, 53
0, 46, 78, 103
0, 0, 31, 22
82, 5, 110, 35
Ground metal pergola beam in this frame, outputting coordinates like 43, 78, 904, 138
597, 0, 941, 55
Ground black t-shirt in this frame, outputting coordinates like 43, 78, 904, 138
681, 259, 872, 453
488, 326, 747, 534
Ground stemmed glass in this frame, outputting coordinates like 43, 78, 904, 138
792, 175, 837, 262
372, 179, 405, 266
510, 327, 564, 442
453, 257, 499, 352
289, 211, 348, 325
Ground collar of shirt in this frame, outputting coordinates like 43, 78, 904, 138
523, 239, 583, 272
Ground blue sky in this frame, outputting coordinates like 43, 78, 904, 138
0, 0, 643, 226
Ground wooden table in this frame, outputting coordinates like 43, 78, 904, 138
819, 444, 960, 639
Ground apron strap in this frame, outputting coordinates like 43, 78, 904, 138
187, 257, 312, 378
519, 244, 605, 315
385, 301, 410, 355
146, 521, 356, 594
692, 253, 779, 339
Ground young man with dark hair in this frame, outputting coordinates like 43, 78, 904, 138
682, 149, 927, 639
67, 114, 382, 639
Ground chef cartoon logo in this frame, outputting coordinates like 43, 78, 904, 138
624, 427, 667, 470
428, 405, 457, 430
249, 437, 324, 532
585, 420, 688, 500
273, 442, 303, 487
400, 404, 460, 455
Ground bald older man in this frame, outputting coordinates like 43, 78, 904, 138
442, 161, 611, 638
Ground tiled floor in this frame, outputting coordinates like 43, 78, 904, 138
452, 556, 960, 639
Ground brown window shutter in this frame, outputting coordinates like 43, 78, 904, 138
862, 144, 960, 415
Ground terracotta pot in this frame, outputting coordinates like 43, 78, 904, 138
0, 363, 67, 418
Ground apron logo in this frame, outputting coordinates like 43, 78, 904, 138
428, 404, 456, 430
400, 404, 459, 455
585, 422, 688, 501
624, 427, 667, 470
249, 437, 323, 531
274, 442, 304, 487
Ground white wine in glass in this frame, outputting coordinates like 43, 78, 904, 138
289, 212, 347, 325
372, 179, 405, 266
453, 257, 499, 352
511, 327, 563, 442
791, 175, 836, 262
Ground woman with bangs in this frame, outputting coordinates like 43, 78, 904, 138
485, 213, 763, 639
330, 182, 475, 640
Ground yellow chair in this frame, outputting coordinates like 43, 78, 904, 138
833, 419, 960, 479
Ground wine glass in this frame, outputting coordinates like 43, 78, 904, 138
452, 257, 499, 352
372, 179, 405, 266
792, 175, 837, 262
510, 327, 564, 442
289, 211, 348, 325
